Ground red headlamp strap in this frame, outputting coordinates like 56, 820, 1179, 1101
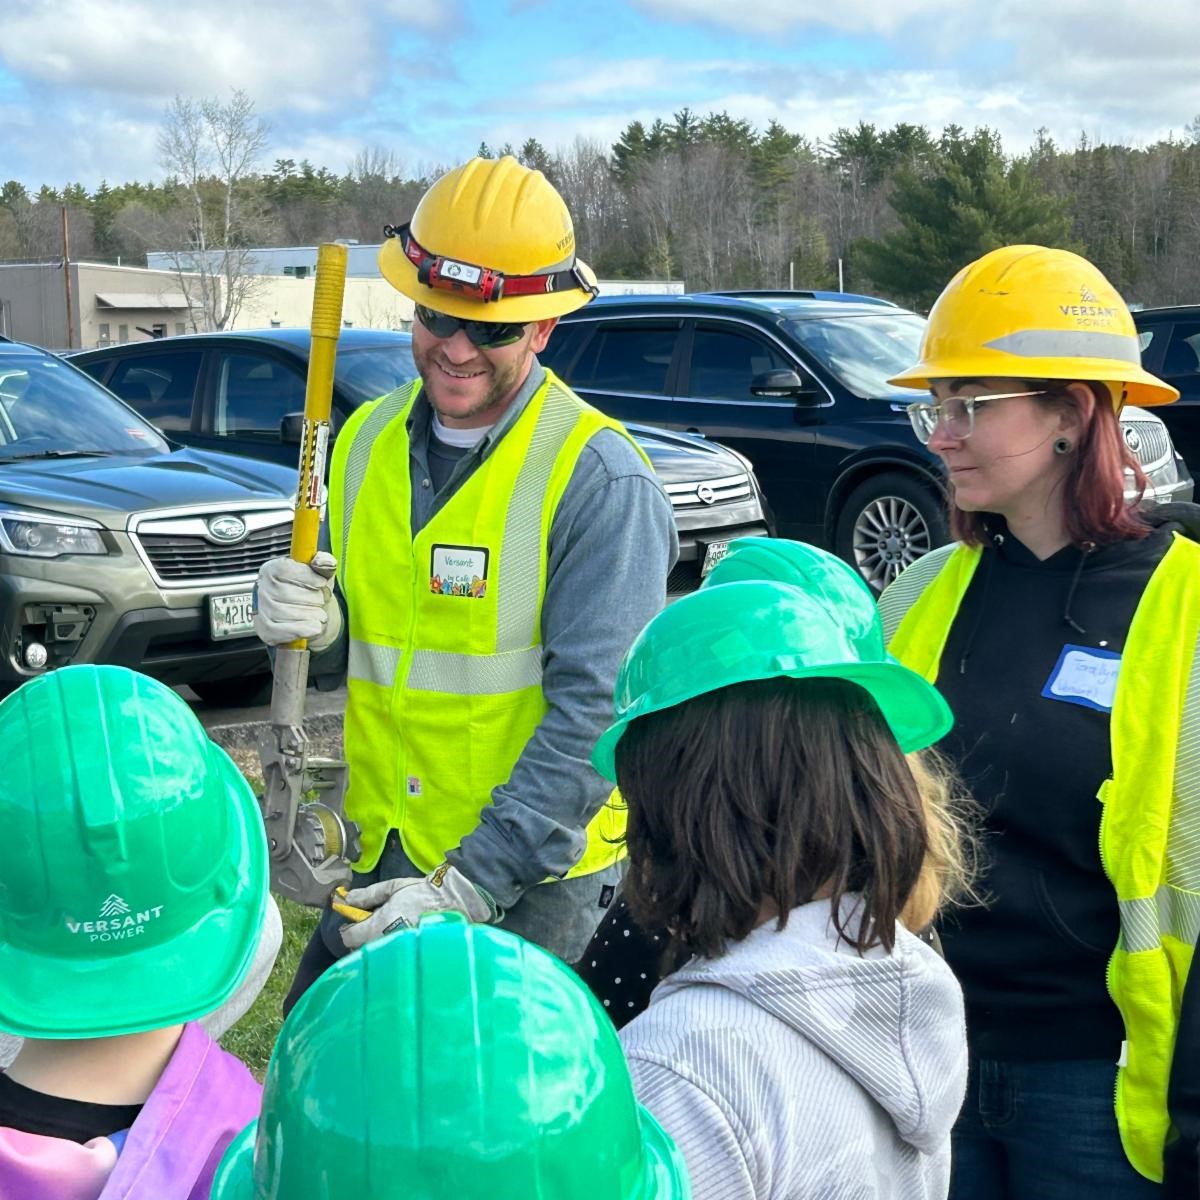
384, 223, 597, 303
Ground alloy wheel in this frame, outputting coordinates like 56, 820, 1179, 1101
851, 495, 933, 591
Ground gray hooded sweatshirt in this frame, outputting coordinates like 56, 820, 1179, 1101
619, 898, 968, 1200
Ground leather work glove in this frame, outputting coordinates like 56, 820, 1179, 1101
339, 863, 499, 951
253, 552, 341, 651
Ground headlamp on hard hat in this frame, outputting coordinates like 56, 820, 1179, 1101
384, 222, 598, 306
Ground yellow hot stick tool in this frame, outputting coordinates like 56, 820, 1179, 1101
257, 244, 362, 907
331, 887, 372, 923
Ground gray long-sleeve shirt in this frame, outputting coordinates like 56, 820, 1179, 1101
317, 361, 677, 909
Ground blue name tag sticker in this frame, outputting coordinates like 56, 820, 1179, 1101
1041, 644, 1121, 713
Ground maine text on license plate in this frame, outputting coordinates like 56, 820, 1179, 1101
209, 591, 256, 640
700, 541, 731, 577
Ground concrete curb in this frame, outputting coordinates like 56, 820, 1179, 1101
204, 709, 344, 752
192, 685, 348, 753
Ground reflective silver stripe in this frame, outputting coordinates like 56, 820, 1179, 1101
495, 384, 580, 653
1120, 896, 1162, 954
1119, 888, 1200, 953
878, 542, 958, 644
348, 639, 402, 687
407, 645, 543, 695
984, 329, 1141, 364
339, 386, 415, 564
1171, 627, 1200, 887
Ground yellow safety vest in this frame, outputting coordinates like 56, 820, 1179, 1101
329, 371, 633, 880
880, 534, 1200, 1182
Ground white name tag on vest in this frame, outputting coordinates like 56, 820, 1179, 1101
430, 544, 489, 599
1041, 644, 1121, 713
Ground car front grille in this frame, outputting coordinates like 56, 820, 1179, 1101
1123, 419, 1172, 469
662, 472, 752, 509
129, 509, 293, 586
137, 525, 291, 580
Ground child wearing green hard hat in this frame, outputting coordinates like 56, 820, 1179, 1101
211, 911, 691, 1200
584, 539, 972, 1199
576, 537, 966, 1019
0, 665, 273, 1200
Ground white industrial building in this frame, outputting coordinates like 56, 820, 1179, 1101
0, 247, 682, 351
0, 261, 414, 350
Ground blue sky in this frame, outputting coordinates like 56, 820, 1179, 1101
0, 0, 1194, 191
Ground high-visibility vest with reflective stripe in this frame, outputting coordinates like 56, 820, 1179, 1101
881, 534, 1200, 1182
329, 373, 637, 878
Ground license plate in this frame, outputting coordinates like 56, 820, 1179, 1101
700, 540, 731, 578
209, 591, 256, 641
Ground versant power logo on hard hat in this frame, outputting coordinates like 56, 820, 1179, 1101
1060, 283, 1119, 329
66, 893, 165, 943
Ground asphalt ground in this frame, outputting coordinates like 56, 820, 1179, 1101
181, 682, 347, 751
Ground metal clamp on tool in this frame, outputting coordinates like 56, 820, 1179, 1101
257, 242, 361, 908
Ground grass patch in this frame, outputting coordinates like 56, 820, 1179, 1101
218, 748, 329, 1079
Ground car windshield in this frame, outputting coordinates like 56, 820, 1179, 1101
0, 351, 169, 461
783, 312, 926, 399
334, 343, 417, 404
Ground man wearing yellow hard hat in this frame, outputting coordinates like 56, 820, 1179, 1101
253, 156, 677, 1008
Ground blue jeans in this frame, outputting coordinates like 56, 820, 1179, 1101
951, 1057, 1162, 1199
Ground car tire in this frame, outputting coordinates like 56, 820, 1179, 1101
189, 673, 274, 708
834, 472, 948, 593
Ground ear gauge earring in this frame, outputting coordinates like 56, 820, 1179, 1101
1054, 437, 1073, 455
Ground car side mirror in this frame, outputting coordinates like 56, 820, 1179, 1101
280, 413, 304, 444
750, 369, 819, 402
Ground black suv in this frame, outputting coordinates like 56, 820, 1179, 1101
71, 329, 772, 595
1132, 306, 1200, 475
541, 292, 1193, 589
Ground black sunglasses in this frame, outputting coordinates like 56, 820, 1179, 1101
414, 305, 528, 349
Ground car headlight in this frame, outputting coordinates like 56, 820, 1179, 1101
0, 509, 107, 557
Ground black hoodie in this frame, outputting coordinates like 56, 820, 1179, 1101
935, 503, 1200, 1064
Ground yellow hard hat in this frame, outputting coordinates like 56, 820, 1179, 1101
888, 245, 1177, 407
379, 155, 598, 323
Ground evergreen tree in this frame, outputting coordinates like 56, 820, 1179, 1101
612, 120, 650, 185
856, 126, 1074, 308
519, 138, 552, 176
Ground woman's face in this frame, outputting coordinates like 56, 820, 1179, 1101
925, 377, 1082, 518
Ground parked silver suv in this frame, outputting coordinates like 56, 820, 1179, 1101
0, 341, 294, 703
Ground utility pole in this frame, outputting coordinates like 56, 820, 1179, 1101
61, 205, 74, 349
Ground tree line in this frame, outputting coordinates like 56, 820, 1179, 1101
5, 94, 1200, 318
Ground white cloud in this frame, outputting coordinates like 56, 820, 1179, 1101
526, 56, 746, 105
633, 0, 954, 35
2, 0, 1197, 194
379, 0, 464, 31
0, 0, 399, 110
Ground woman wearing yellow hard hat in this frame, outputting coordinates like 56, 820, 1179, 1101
881, 244, 1200, 1197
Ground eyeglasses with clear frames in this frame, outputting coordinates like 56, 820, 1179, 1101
906, 390, 1049, 445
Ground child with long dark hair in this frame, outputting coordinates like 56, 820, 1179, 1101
592, 562, 973, 1199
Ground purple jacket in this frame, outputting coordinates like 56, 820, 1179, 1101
0, 1022, 261, 1200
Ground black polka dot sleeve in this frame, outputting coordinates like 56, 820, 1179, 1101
572, 896, 669, 1029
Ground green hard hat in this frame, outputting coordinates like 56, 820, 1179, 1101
0, 665, 268, 1039
703, 537, 885, 657
592, 578, 952, 781
211, 913, 690, 1200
